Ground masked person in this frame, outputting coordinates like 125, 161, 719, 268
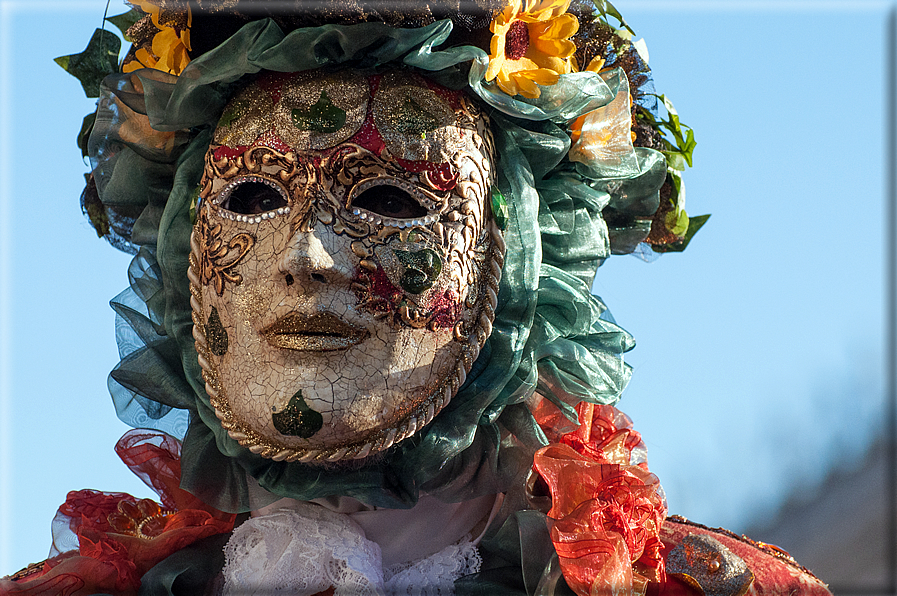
1, 1, 832, 595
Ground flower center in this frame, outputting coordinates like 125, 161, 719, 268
504, 20, 530, 60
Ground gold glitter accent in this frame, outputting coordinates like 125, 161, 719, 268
196, 205, 256, 296
262, 312, 368, 351
273, 70, 369, 151
214, 87, 277, 148
234, 284, 274, 326
373, 71, 462, 163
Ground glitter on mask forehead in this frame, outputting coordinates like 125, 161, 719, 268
291, 89, 347, 134
373, 71, 462, 164
394, 96, 440, 135
273, 70, 369, 151
213, 87, 276, 148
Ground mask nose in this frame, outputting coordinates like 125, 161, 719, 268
277, 222, 352, 288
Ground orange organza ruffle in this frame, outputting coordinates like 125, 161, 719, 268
2, 430, 236, 596
533, 401, 667, 596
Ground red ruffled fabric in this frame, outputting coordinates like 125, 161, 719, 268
533, 401, 667, 596
1, 430, 236, 596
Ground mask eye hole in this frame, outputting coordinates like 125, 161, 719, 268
351, 185, 428, 220
217, 177, 289, 216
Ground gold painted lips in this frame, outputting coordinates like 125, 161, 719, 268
263, 312, 368, 351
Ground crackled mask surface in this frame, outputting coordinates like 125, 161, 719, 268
189, 69, 502, 462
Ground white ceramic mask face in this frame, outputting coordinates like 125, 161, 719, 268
189, 69, 503, 463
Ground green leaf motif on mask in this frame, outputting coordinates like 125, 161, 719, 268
272, 390, 324, 438
218, 105, 243, 130
291, 90, 347, 133
394, 96, 440, 136
55, 28, 121, 99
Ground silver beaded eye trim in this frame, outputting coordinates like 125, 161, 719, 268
214, 175, 291, 223
347, 178, 440, 229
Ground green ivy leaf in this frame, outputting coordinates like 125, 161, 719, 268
54, 28, 121, 98
664, 152, 687, 172
640, 94, 697, 169
653, 213, 710, 253
106, 10, 143, 41
596, 0, 635, 35
77, 112, 96, 159
682, 129, 697, 167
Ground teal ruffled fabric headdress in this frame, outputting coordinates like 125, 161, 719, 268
59, 0, 703, 513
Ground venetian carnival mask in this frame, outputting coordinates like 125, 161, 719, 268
189, 68, 503, 463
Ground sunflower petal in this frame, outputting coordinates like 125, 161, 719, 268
151, 29, 175, 61
525, 50, 570, 73
527, 68, 560, 86
496, 74, 521, 97
180, 27, 192, 52
585, 56, 606, 72
513, 73, 542, 98
486, 53, 505, 81
542, 13, 579, 39
533, 38, 575, 59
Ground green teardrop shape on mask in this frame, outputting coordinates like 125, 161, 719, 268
205, 307, 229, 356
272, 390, 324, 438
396, 248, 442, 294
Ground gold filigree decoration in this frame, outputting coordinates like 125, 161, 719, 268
189, 218, 505, 463
190, 79, 504, 462
196, 208, 255, 296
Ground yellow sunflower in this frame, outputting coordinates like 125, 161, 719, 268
123, 1, 192, 76
486, 0, 579, 99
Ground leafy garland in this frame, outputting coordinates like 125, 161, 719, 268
56, 0, 708, 252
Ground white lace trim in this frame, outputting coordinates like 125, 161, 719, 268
222, 504, 481, 596
222, 503, 383, 595
384, 540, 482, 596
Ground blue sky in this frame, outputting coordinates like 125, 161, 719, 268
0, 0, 892, 577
